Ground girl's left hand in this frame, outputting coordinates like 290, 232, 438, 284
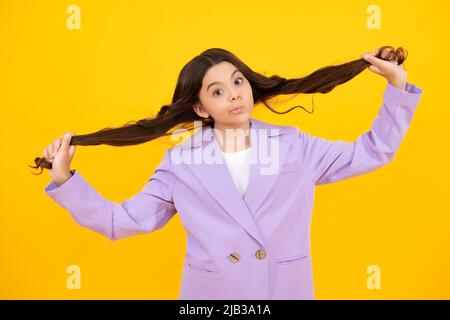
361, 48, 407, 91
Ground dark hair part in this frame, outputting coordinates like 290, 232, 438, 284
30, 45, 408, 174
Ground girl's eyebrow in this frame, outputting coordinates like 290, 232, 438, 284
207, 69, 241, 91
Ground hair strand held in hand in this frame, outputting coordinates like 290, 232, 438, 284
30, 45, 408, 175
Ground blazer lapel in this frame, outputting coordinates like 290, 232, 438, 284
243, 119, 290, 216
177, 118, 290, 247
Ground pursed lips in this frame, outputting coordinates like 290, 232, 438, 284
230, 105, 244, 112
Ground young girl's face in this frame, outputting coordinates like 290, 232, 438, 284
194, 61, 254, 128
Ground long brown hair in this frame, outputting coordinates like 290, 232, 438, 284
30, 45, 408, 174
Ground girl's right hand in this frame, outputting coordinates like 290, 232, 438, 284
43, 132, 76, 186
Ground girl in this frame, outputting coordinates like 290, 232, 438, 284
32, 46, 423, 299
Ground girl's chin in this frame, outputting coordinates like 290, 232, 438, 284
228, 114, 249, 122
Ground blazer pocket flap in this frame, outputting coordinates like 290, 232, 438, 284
186, 262, 220, 276
276, 253, 308, 265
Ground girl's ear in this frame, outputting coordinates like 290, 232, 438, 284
193, 103, 210, 119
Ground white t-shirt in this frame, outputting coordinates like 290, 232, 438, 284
220, 146, 252, 197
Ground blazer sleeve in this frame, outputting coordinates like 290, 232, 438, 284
44, 149, 178, 241
298, 81, 423, 186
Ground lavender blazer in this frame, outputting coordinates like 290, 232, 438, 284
45, 82, 423, 299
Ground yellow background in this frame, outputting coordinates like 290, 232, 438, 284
1, 0, 448, 299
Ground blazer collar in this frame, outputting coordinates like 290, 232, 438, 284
177, 117, 289, 150
174, 117, 291, 247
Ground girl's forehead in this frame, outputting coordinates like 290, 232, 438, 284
205, 62, 238, 77
203, 64, 241, 87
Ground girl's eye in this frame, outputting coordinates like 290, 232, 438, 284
213, 77, 244, 96
235, 77, 243, 85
